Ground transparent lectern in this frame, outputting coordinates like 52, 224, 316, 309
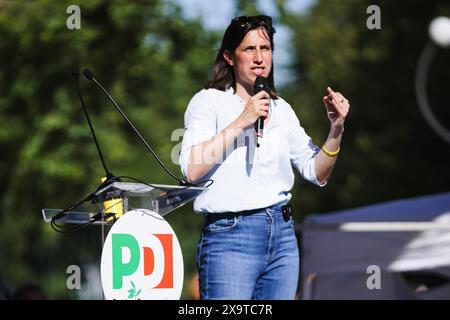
43, 182, 206, 224
41, 181, 206, 299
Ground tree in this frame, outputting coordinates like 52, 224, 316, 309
277, 0, 450, 218
0, 0, 219, 298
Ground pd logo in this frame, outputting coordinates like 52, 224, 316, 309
101, 209, 183, 300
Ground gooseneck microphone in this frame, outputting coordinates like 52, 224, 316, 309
82, 69, 187, 185
253, 76, 269, 147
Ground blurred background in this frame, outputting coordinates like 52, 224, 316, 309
0, 0, 449, 299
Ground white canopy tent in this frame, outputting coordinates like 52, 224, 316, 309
300, 191, 450, 299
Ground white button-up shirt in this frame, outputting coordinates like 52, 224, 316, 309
179, 88, 326, 213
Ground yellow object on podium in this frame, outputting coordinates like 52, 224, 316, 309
101, 177, 124, 222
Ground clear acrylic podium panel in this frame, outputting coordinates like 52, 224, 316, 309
40, 182, 206, 299
42, 182, 207, 225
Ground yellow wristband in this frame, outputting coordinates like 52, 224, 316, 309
322, 145, 340, 157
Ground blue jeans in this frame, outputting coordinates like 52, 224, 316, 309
196, 204, 299, 300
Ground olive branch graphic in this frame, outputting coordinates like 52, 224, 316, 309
127, 280, 142, 300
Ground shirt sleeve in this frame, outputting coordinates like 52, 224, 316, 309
288, 108, 327, 187
178, 91, 217, 181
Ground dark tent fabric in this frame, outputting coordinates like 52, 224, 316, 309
300, 191, 450, 299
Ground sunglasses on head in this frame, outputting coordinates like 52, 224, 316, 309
231, 15, 272, 28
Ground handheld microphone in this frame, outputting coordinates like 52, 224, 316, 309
253, 76, 269, 147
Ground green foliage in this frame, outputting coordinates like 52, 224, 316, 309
0, 0, 219, 299
279, 0, 450, 218
1, 0, 449, 300
235, 0, 260, 16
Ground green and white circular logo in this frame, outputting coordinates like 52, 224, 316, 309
101, 209, 183, 300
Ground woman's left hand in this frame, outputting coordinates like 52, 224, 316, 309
323, 86, 350, 128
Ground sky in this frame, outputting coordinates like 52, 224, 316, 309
170, 0, 315, 86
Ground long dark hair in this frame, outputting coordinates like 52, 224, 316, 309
205, 15, 279, 99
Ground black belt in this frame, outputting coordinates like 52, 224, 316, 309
205, 203, 293, 223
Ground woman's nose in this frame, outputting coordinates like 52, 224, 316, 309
253, 49, 263, 63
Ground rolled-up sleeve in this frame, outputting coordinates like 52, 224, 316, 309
288, 110, 327, 187
179, 91, 217, 180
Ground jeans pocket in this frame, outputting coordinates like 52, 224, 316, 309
204, 216, 239, 233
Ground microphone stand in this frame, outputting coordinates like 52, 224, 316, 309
82, 69, 187, 185
72, 67, 117, 182
51, 69, 119, 223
